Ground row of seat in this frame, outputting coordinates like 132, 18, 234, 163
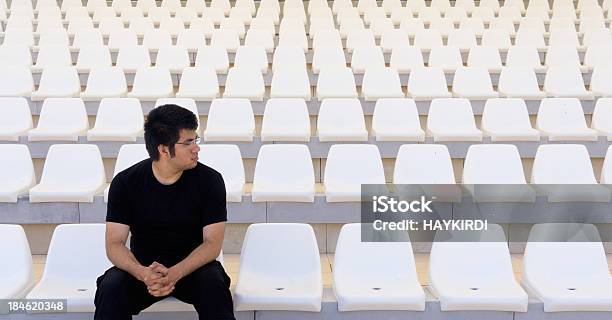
2, 142, 612, 203
2, 97, 611, 143
2, 64, 608, 102
3, 222, 611, 312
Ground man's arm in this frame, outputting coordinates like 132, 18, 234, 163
149, 221, 226, 295
105, 222, 159, 284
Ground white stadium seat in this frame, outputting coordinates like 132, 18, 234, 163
324, 144, 385, 202
531, 144, 597, 184
127, 67, 173, 101
251, 145, 315, 202
270, 66, 311, 100
204, 98, 255, 142
81, 67, 128, 101
429, 224, 528, 312
0, 97, 33, 141
497, 67, 546, 99
372, 98, 425, 141
362, 67, 404, 101
76, 46, 112, 73
427, 98, 482, 141
590, 66, 612, 97
536, 98, 598, 141
198, 144, 245, 202
0, 66, 34, 97
350, 45, 385, 74
115, 45, 152, 73
260, 98, 311, 142
0, 145, 35, 203
505, 46, 546, 72
234, 223, 322, 311
317, 98, 368, 142
29, 145, 106, 202
452, 67, 498, 99
26, 224, 112, 311
523, 223, 612, 311
481, 98, 540, 141
466, 46, 502, 72
316, 66, 358, 100
155, 46, 190, 73
592, 98, 612, 140
87, 98, 144, 142
333, 223, 425, 311
390, 45, 424, 73
234, 46, 269, 74
32, 44, 72, 72
195, 46, 229, 74
31, 67, 81, 101
463, 144, 527, 184
0, 44, 32, 67
406, 67, 452, 100
544, 66, 593, 99
394, 144, 455, 184
223, 67, 265, 101
28, 98, 88, 141
0, 225, 34, 298
175, 67, 220, 101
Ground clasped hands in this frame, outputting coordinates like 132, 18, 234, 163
141, 262, 183, 297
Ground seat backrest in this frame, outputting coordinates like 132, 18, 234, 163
206, 98, 254, 132
198, 144, 245, 190
253, 144, 314, 188
0, 224, 33, 298
372, 98, 421, 132
0, 97, 33, 134
506, 45, 543, 68
262, 98, 310, 131
428, 45, 463, 69
531, 144, 597, 183
317, 98, 365, 131
536, 97, 589, 132
0, 144, 35, 192
463, 144, 526, 184
95, 97, 144, 132
427, 98, 477, 131
40, 144, 105, 187
467, 46, 502, 69
42, 224, 112, 281
114, 144, 149, 177
0, 44, 32, 67
37, 98, 88, 131
482, 97, 534, 132
116, 45, 151, 68
407, 67, 448, 94
394, 144, 455, 184
545, 45, 581, 67
324, 144, 385, 186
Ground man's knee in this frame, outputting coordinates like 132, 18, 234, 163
97, 267, 133, 294
190, 261, 231, 290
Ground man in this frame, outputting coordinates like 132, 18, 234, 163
94, 105, 235, 320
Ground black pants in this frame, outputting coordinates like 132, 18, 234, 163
94, 261, 235, 320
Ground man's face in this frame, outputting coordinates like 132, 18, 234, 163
170, 129, 201, 170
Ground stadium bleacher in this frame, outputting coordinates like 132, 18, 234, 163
1, 0, 612, 318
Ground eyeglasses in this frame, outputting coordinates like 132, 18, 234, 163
175, 136, 201, 146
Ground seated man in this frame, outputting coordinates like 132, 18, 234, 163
95, 105, 235, 320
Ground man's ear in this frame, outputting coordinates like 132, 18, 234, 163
157, 144, 168, 158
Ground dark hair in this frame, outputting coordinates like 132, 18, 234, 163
144, 104, 198, 161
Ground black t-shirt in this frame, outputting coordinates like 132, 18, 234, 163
106, 158, 227, 267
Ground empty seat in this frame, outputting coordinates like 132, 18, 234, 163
223, 67, 265, 101
204, 98, 254, 141
584, 45, 612, 69
176, 29, 207, 52
393, 144, 455, 183
0, 145, 35, 203
362, 67, 404, 101
463, 144, 526, 183
72, 29, 104, 49
428, 46, 463, 72
324, 144, 385, 202
429, 224, 528, 311
452, 67, 498, 99
26, 224, 112, 311
234, 46, 269, 74
317, 98, 368, 142
545, 45, 582, 69
515, 28, 546, 48
175, 67, 219, 101
497, 67, 545, 99
127, 67, 173, 101
389, 45, 424, 73
447, 29, 477, 51
0, 44, 32, 67
0, 97, 33, 141
481, 98, 540, 141
87, 98, 143, 141
407, 67, 451, 100
142, 29, 172, 50
195, 46, 229, 74
536, 98, 598, 141
0, 225, 34, 298
79, 66, 127, 100
234, 224, 322, 311
75, 46, 112, 72
29, 145, 106, 202
316, 66, 358, 100
372, 98, 425, 141
270, 66, 311, 100
198, 144, 245, 202
244, 28, 275, 53
523, 223, 612, 311
531, 144, 597, 183
0, 66, 34, 97
250, 145, 315, 202
427, 98, 482, 141
350, 46, 385, 74
115, 45, 152, 73
413, 29, 443, 50
260, 98, 311, 142
107, 29, 138, 51
27, 98, 86, 142
154, 46, 190, 73
590, 66, 612, 97
32, 44, 72, 72
592, 98, 612, 140
466, 46, 502, 72
333, 223, 425, 310
544, 67, 593, 99
31, 67, 81, 101
210, 28, 240, 53
481, 29, 512, 50
312, 46, 346, 74
127, 17, 154, 37
505, 46, 546, 72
